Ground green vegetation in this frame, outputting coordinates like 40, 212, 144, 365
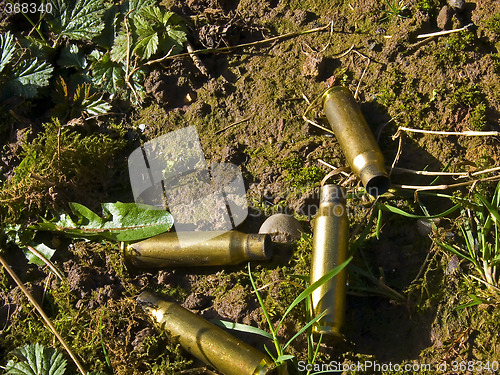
435, 30, 477, 64
281, 153, 326, 188
382, 0, 409, 22
415, 0, 441, 14
486, 13, 500, 34
0, 118, 127, 221
0, 0, 187, 107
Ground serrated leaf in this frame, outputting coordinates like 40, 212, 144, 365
109, 27, 129, 63
91, 52, 126, 92
18, 36, 52, 61
57, 44, 86, 69
132, 29, 159, 60
72, 83, 111, 117
122, 0, 155, 14
0, 31, 16, 73
35, 202, 174, 241
8, 58, 53, 98
159, 25, 186, 55
6, 343, 67, 375
49, 0, 107, 41
91, 52, 146, 103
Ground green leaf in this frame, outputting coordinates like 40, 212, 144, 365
72, 83, 111, 117
211, 320, 274, 339
35, 202, 174, 241
275, 354, 294, 362
23, 243, 56, 266
8, 58, 53, 98
122, 0, 155, 14
57, 44, 86, 69
109, 27, 129, 63
49, 0, 107, 41
477, 192, 500, 224
160, 25, 187, 55
278, 257, 352, 330
91, 52, 126, 92
6, 343, 67, 375
283, 310, 327, 350
0, 31, 16, 73
132, 16, 159, 60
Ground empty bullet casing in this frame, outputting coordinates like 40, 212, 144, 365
124, 231, 271, 267
322, 86, 390, 196
138, 291, 275, 375
310, 184, 348, 336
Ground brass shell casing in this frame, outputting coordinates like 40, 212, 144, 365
310, 184, 349, 336
124, 231, 271, 267
322, 86, 390, 196
138, 291, 276, 375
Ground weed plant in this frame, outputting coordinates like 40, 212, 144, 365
435, 182, 500, 301
213, 260, 351, 374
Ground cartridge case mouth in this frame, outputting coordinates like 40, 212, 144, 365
250, 233, 272, 260
363, 172, 391, 197
321, 86, 390, 196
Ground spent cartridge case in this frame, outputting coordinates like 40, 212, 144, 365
310, 184, 348, 336
124, 231, 271, 267
138, 291, 276, 375
322, 86, 390, 196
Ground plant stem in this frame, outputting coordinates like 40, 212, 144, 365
395, 126, 500, 137
166, 23, 333, 60
0, 253, 87, 375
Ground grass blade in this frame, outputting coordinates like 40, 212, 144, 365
435, 241, 475, 264
247, 263, 281, 357
477, 193, 500, 224
380, 203, 460, 219
277, 257, 352, 331
375, 208, 382, 240
211, 319, 273, 339
283, 310, 327, 350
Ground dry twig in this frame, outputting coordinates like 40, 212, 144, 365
0, 253, 87, 375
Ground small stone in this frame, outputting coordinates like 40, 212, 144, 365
417, 218, 440, 237
302, 53, 324, 79
259, 213, 303, 243
437, 5, 453, 30
446, 255, 460, 275
447, 0, 464, 11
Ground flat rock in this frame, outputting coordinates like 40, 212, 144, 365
447, 0, 464, 11
437, 5, 453, 29
259, 213, 303, 243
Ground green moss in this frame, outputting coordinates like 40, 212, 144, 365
0, 118, 127, 221
486, 13, 500, 34
469, 103, 487, 131
435, 30, 476, 64
415, 0, 442, 14
281, 153, 326, 188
